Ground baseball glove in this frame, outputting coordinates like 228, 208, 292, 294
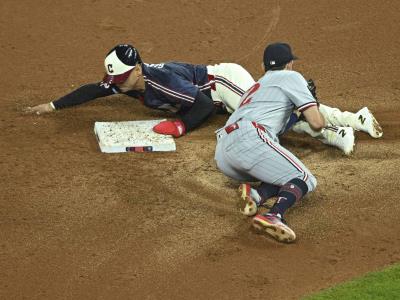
307, 79, 319, 104
296, 79, 320, 122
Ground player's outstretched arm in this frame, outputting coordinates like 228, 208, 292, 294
302, 106, 325, 131
24, 83, 115, 115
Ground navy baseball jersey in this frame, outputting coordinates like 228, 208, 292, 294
103, 62, 211, 113
53, 62, 212, 112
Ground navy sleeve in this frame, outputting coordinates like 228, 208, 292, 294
180, 91, 215, 131
52, 83, 119, 109
147, 71, 199, 108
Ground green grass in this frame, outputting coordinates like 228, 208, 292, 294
303, 264, 400, 300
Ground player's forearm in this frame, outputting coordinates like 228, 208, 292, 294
52, 83, 114, 109
302, 106, 325, 131
180, 91, 215, 132
308, 114, 325, 131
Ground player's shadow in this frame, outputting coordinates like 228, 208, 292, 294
280, 132, 335, 159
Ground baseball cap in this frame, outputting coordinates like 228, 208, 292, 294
102, 44, 142, 85
263, 42, 298, 69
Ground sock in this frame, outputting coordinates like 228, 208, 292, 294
256, 182, 280, 202
269, 196, 295, 216
250, 188, 262, 204
269, 178, 308, 217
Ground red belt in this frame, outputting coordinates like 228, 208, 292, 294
224, 121, 266, 134
224, 122, 239, 134
251, 121, 266, 132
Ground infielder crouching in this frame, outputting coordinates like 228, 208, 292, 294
215, 43, 325, 243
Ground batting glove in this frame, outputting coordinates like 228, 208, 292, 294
153, 120, 186, 138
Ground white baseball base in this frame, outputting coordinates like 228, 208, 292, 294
94, 120, 176, 153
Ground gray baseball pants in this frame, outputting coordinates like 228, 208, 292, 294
215, 119, 317, 192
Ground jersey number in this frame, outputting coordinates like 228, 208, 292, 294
239, 83, 260, 108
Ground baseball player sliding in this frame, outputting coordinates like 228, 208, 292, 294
25, 44, 254, 137
215, 42, 327, 243
25, 44, 382, 156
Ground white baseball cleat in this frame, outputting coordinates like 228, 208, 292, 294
252, 213, 296, 243
355, 107, 383, 138
238, 183, 258, 216
334, 126, 355, 155
323, 126, 355, 155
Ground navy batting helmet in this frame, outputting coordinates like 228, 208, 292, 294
102, 44, 142, 85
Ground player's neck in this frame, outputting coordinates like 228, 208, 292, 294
133, 75, 145, 92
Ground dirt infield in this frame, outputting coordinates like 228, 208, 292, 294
1, 0, 400, 299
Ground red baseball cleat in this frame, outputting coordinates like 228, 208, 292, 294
252, 213, 296, 243
238, 183, 259, 216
